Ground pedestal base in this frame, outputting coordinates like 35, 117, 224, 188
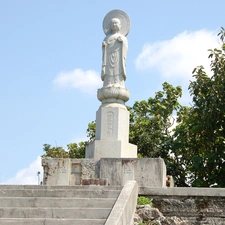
100, 158, 167, 187
85, 140, 137, 159
42, 157, 167, 187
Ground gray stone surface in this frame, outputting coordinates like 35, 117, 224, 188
0, 182, 139, 225
96, 105, 129, 142
134, 205, 188, 225
0, 184, 122, 190
0, 208, 111, 219
105, 180, 138, 225
42, 157, 167, 187
42, 158, 100, 185
0, 188, 120, 198
152, 197, 225, 225
85, 103, 137, 159
86, 140, 137, 159
139, 187, 225, 196
0, 197, 116, 208
0, 219, 106, 225
0, 185, 121, 225
100, 158, 167, 187
138, 187, 225, 225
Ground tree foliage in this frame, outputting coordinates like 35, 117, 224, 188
165, 27, 225, 187
42, 142, 86, 159
128, 82, 182, 158
171, 27, 225, 187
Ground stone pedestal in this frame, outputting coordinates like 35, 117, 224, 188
41, 10, 168, 190
100, 158, 167, 187
42, 157, 167, 187
42, 158, 100, 186
85, 103, 137, 159
42, 158, 71, 185
86, 140, 137, 159
96, 104, 129, 142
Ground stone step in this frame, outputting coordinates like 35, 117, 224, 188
0, 218, 106, 225
0, 189, 120, 198
0, 185, 122, 225
0, 197, 116, 208
0, 185, 122, 190
0, 207, 111, 219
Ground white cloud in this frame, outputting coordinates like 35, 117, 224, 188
53, 68, 102, 94
135, 29, 220, 82
169, 116, 178, 133
1, 157, 43, 185
70, 134, 88, 144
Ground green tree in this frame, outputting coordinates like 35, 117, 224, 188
128, 82, 182, 159
167, 106, 192, 186
86, 121, 96, 142
171, 27, 225, 187
127, 82, 191, 186
42, 142, 86, 158
67, 142, 86, 158
42, 144, 68, 158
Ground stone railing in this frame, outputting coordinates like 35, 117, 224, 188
105, 180, 138, 225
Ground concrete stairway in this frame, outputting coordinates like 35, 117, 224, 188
0, 185, 122, 225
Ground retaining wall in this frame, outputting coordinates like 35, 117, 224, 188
139, 187, 225, 225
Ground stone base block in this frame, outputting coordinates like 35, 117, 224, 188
95, 104, 130, 142
42, 157, 166, 187
100, 158, 166, 187
42, 158, 99, 186
85, 140, 137, 159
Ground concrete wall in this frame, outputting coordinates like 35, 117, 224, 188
100, 158, 166, 187
42, 158, 166, 187
42, 158, 100, 185
139, 187, 225, 225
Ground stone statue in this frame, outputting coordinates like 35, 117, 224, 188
101, 18, 128, 88
97, 10, 131, 104
101, 10, 130, 88
86, 10, 138, 160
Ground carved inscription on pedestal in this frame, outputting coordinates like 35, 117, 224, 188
59, 166, 66, 173
57, 159, 70, 185
71, 163, 82, 185
122, 160, 135, 185
124, 164, 132, 174
107, 111, 114, 135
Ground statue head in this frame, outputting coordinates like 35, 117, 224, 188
110, 18, 121, 33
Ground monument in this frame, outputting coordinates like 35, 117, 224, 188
85, 9, 137, 159
42, 9, 166, 188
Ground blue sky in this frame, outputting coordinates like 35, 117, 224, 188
0, 0, 224, 184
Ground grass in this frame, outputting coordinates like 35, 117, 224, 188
137, 196, 153, 206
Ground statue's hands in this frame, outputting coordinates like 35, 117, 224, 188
117, 36, 123, 42
102, 41, 107, 47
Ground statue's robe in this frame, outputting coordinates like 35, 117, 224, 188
101, 33, 128, 88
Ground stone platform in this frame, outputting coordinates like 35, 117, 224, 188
42, 157, 166, 187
